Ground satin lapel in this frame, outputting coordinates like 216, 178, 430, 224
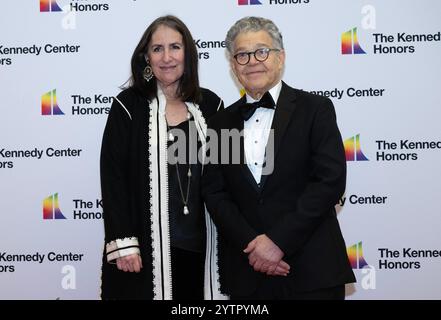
260, 82, 297, 189
228, 99, 261, 194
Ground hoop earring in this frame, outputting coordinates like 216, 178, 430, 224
143, 62, 154, 82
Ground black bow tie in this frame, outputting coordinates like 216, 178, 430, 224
239, 92, 275, 121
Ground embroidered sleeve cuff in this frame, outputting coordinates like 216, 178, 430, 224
106, 237, 140, 262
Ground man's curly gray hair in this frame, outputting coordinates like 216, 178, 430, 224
225, 16, 284, 54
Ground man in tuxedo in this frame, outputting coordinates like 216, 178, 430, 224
202, 16, 355, 299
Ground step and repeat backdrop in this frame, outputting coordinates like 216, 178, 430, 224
1, 0, 440, 299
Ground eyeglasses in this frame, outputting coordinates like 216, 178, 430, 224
233, 48, 281, 65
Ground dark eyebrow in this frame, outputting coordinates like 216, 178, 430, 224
150, 42, 183, 48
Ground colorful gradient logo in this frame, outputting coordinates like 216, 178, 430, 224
347, 241, 369, 269
43, 193, 66, 219
40, 0, 62, 12
344, 134, 368, 161
341, 27, 366, 55
238, 0, 262, 5
41, 89, 64, 115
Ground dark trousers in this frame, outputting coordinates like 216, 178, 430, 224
171, 246, 205, 300
231, 276, 345, 300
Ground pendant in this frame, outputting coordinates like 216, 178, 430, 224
168, 132, 174, 142
183, 206, 190, 215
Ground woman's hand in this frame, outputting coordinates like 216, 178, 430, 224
116, 254, 143, 273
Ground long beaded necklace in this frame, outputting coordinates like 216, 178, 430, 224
167, 112, 192, 215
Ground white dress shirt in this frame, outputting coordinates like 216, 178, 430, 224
244, 81, 282, 184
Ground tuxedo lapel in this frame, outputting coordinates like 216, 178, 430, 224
227, 98, 261, 194
260, 82, 297, 189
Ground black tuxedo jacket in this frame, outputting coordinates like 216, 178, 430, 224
202, 82, 355, 296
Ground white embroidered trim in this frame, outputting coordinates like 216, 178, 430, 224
149, 88, 173, 300
149, 96, 162, 300
186, 102, 208, 171
107, 247, 141, 262
204, 206, 230, 300
105, 237, 139, 262
158, 89, 173, 300
216, 99, 223, 111
113, 96, 132, 120
149, 92, 227, 300
106, 237, 139, 252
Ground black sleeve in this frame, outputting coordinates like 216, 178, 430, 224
100, 91, 136, 245
266, 98, 347, 257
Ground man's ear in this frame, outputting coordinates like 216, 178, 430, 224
230, 57, 237, 74
230, 58, 241, 82
278, 49, 286, 66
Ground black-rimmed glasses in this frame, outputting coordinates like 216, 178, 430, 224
233, 48, 281, 65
